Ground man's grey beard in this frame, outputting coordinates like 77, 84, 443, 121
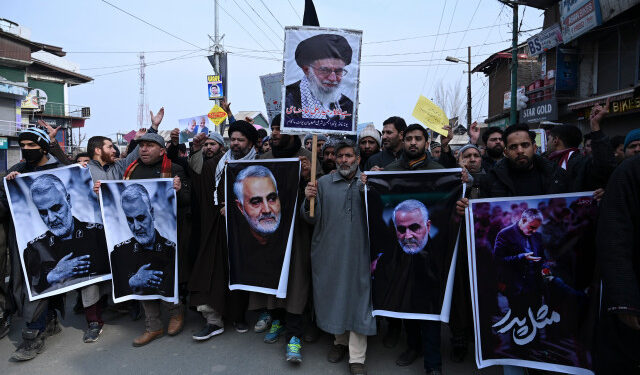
307, 69, 342, 107
244, 211, 281, 235
338, 161, 358, 177
398, 236, 428, 254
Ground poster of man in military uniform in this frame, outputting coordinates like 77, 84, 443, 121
99, 180, 178, 304
4, 165, 110, 300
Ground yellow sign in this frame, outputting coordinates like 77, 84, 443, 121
411, 95, 449, 136
207, 104, 228, 126
207, 75, 220, 82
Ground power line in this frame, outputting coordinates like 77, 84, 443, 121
364, 22, 511, 45
67, 49, 201, 54
79, 50, 202, 70
99, 0, 205, 51
259, 0, 284, 29
244, 0, 284, 41
229, 0, 282, 48
92, 52, 209, 78
286, 0, 302, 22
420, 0, 448, 93
217, 1, 279, 58
427, 0, 460, 92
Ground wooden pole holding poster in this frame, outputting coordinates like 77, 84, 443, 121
310, 134, 317, 217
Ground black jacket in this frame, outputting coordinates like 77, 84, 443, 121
364, 148, 403, 171
597, 155, 640, 316
564, 130, 616, 191
479, 155, 570, 198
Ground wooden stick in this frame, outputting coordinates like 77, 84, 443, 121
310, 134, 318, 217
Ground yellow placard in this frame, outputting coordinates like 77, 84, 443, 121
411, 95, 449, 136
207, 104, 228, 126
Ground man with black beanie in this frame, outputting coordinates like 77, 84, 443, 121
0, 127, 68, 361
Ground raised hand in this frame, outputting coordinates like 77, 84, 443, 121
192, 132, 207, 152
589, 97, 609, 132
150, 107, 165, 129
220, 98, 231, 116
134, 128, 147, 140
129, 263, 163, 290
38, 119, 58, 142
46, 253, 91, 284
441, 126, 453, 148
468, 121, 480, 145
170, 128, 180, 146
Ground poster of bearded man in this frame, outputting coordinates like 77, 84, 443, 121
225, 159, 300, 297
365, 169, 464, 321
466, 193, 598, 375
4, 165, 110, 300
99, 179, 178, 304
281, 26, 362, 134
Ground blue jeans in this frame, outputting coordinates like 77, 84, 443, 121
405, 320, 442, 371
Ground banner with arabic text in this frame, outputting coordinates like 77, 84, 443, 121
466, 193, 597, 374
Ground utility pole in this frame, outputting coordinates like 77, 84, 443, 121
499, 0, 521, 125
467, 46, 472, 128
137, 52, 147, 129
208, 0, 226, 133
510, 2, 518, 125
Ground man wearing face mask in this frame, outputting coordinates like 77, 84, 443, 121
0, 128, 68, 361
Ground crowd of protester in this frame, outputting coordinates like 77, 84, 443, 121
0, 96, 637, 375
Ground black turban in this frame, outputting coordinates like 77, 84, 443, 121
294, 34, 352, 68
228, 120, 259, 146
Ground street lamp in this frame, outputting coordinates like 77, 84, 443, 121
445, 46, 472, 129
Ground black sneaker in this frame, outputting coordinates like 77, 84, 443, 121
11, 328, 45, 361
233, 321, 249, 333
44, 315, 62, 338
0, 314, 11, 339
426, 368, 442, 375
192, 324, 224, 341
396, 348, 420, 366
83, 322, 103, 343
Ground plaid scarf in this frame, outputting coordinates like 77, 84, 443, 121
123, 154, 172, 180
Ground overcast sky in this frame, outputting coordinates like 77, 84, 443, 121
5, 0, 543, 141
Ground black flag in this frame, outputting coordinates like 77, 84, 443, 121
303, 0, 319, 26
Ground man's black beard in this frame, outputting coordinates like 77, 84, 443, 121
405, 148, 426, 160
272, 135, 302, 158
322, 160, 336, 173
486, 146, 503, 159
506, 156, 534, 171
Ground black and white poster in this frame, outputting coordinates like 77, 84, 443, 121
466, 193, 597, 375
365, 169, 464, 321
99, 179, 178, 304
281, 26, 362, 135
225, 159, 300, 297
4, 165, 110, 300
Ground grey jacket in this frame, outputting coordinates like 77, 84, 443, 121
87, 146, 139, 182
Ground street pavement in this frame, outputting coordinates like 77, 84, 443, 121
0, 294, 502, 375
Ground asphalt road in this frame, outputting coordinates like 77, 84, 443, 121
0, 294, 502, 375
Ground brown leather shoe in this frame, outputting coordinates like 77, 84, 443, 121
132, 330, 163, 347
349, 363, 368, 375
167, 314, 184, 336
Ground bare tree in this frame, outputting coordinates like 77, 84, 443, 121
432, 78, 465, 124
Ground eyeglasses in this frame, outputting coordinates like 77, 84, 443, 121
311, 65, 348, 77
396, 223, 423, 234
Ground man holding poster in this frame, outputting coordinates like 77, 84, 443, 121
282, 27, 362, 134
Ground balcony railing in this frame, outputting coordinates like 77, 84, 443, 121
0, 119, 21, 137
23, 101, 90, 118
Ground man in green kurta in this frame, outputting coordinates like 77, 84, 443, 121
302, 139, 376, 375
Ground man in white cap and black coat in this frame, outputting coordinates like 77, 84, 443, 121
285, 34, 354, 123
